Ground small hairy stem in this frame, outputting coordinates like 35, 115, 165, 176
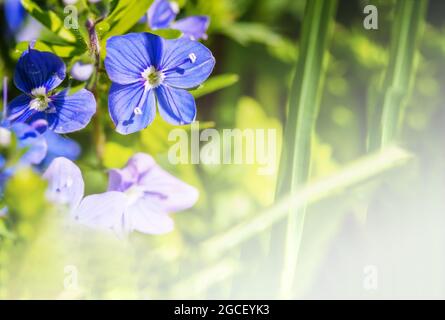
87, 18, 106, 165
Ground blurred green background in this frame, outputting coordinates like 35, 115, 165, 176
1, 0, 445, 299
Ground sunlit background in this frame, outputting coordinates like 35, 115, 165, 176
1, 0, 445, 299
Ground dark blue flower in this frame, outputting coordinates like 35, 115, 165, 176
4, 0, 26, 33
105, 33, 215, 134
148, 0, 210, 40
7, 48, 96, 134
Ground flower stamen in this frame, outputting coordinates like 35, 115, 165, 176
142, 66, 165, 89
30, 86, 50, 112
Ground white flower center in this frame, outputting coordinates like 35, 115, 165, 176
125, 185, 145, 205
30, 86, 50, 112
142, 66, 165, 89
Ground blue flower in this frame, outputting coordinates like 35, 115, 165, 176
7, 48, 96, 134
105, 32, 215, 134
148, 0, 210, 40
4, 0, 26, 33
41, 130, 81, 168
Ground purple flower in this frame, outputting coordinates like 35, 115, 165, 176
105, 32, 215, 134
43, 157, 84, 211
7, 48, 96, 134
148, 0, 210, 40
73, 153, 198, 235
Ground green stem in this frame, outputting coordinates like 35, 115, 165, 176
87, 18, 106, 165
368, 0, 427, 150
271, 0, 337, 298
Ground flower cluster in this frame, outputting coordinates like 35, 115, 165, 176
1, 0, 213, 236
44, 154, 198, 236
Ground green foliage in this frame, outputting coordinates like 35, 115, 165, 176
21, 0, 79, 43
97, 0, 153, 38
192, 74, 239, 98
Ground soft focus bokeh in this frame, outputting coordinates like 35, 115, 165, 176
1, 0, 445, 299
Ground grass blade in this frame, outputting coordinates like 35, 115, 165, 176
368, 0, 427, 149
271, 0, 338, 298
202, 146, 411, 257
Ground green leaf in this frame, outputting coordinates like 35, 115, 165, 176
20, 0, 80, 44
15, 40, 81, 59
148, 29, 183, 39
368, 0, 427, 149
191, 74, 239, 98
222, 22, 298, 63
98, 0, 154, 38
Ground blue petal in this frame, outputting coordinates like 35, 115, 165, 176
14, 49, 66, 94
10, 122, 48, 165
105, 33, 163, 85
43, 157, 84, 211
7, 94, 34, 123
48, 89, 96, 134
155, 85, 196, 125
0, 155, 6, 169
5, 0, 26, 32
172, 16, 210, 40
109, 82, 156, 135
147, 0, 178, 29
41, 130, 81, 167
160, 38, 215, 89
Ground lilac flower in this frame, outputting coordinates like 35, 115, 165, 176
43, 157, 84, 211
148, 0, 210, 40
105, 32, 215, 134
73, 153, 198, 235
7, 48, 96, 134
